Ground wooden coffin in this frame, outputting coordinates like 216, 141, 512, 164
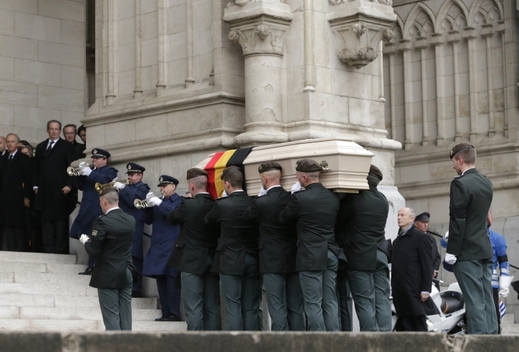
196, 138, 374, 198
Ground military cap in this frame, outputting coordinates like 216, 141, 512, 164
368, 164, 383, 181
258, 161, 282, 173
449, 143, 474, 159
186, 167, 208, 180
295, 159, 322, 173
157, 175, 179, 186
415, 212, 430, 222
91, 148, 110, 158
126, 162, 145, 174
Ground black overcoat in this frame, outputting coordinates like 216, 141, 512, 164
0, 152, 32, 225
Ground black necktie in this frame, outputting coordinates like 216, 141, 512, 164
46, 141, 54, 155
9, 154, 13, 160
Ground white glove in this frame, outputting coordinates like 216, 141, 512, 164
445, 253, 457, 265
146, 191, 154, 199
79, 234, 90, 245
113, 181, 126, 190
147, 196, 163, 207
79, 161, 88, 167
81, 166, 92, 176
443, 231, 449, 243
499, 275, 514, 298
291, 181, 302, 194
258, 186, 267, 197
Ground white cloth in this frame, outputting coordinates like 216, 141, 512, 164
499, 275, 514, 298
79, 234, 90, 245
291, 181, 302, 194
113, 181, 126, 190
81, 166, 92, 176
147, 196, 162, 207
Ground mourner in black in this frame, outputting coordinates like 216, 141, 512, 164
168, 167, 221, 331
243, 161, 305, 331
414, 212, 441, 278
392, 207, 433, 332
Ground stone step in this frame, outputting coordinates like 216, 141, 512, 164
0, 261, 88, 275
0, 293, 157, 309
0, 252, 77, 264
0, 282, 97, 296
0, 306, 163, 321
0, 271, 92, 284
0, 319, 187, 332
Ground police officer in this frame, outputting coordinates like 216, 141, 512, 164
414, 212, 441, 278
113, 162, 150, 297
243, 161, 305, 331
168, 168, 221, 330
71, 148, 118, 275
142, 175, 182, 321
279, 158, 343, 331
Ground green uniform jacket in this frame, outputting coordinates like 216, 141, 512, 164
85, 208, 136, 289
447, 168, 493, 260
336, 185, 389, 271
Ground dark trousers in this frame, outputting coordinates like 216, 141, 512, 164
156, 269, 181, 318
132, 256, 143, 294
4, 224, 28, 251
97, 269, 133, 330
338, 277, 353, 331
400, 315, 427, 331
263, 272, 305, 331
41, 219, 68, 254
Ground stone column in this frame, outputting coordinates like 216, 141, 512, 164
224, 1, 293, 146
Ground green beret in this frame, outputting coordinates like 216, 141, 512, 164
258, 161, 282, 173
368, 164, 383, 181
295, 159, 323, 173
186, 167, 208, 180
449, 143, 474, 159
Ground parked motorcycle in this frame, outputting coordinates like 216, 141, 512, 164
392, 279, 466, 334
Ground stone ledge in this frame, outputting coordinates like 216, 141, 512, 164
1, 332, 519, 352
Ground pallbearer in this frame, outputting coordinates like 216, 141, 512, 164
168, 168, 221, 330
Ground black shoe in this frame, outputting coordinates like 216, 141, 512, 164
78, 267, 93, 275
132, 291, 143, 298
155, 315, 181, 322
155, 316, 167, 321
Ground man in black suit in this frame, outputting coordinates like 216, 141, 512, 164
33, 120, 76, 254
243, 162, 305, 331
279, 158, 343, 331
445, 143, 497, 334
62, 124, 86, 160
1, 133, 32, 251
392, 207, 433, 331
0, 136, 6, 249
80, 187, 136, 330
336, 164, 391, 331
168, 168, 221, 331
205, 166, 260, 331
414, 212, 441, 278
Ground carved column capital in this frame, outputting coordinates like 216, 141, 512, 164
327, 0, 396, 68
224, 1, 292, 57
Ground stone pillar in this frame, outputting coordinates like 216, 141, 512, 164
223, 1, 293, 146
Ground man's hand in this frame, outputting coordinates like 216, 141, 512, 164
445, 253, 457, 265
79, 234, 90, 245
146, 191, 154, 199
113, 181, 126, 190
81, 166, 92, 176
62, 186, 71, 194
433, 270, 439, 278
79, 161, 88, 168
24, 197, 30, 207
499, 275, 514, 298
420, 293, 430, 302
147, 196, 163, 207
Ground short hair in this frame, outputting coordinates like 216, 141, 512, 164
367, 175, 380, 187
263, 169, 281, 180
0, 136, 6, 143
221, 166, 243, 188
6, 133, 20, 142
454, 147, 476, 165
63, 124, 77, 132
47, 120, 61, 130
189, 175, 208, 190
408, 207, 416, 218
77, 125, 86, 136
100, 187, 119, 204
305, 171, 319, 179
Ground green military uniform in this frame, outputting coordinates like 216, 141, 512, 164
85, 208, 136, 330
448, 167, 497, 334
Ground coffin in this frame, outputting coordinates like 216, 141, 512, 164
196, 138, 374, 198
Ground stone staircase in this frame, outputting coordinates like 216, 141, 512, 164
0, 251, 186, 332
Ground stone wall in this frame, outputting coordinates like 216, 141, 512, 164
0, 0, 86, 144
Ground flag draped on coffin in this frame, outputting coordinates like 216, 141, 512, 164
202, 147, 254, 200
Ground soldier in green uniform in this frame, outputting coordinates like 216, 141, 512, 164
444, 143, 497, 334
